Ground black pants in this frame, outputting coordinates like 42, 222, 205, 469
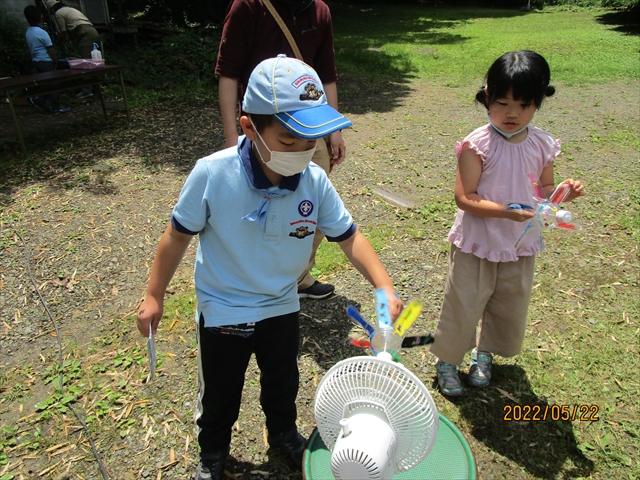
32, 61, 59, 109
196, 311, 300, 455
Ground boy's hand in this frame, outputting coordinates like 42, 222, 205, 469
137, 296, 163, 337
560, 178, 585, 202
380, 287, 403, 321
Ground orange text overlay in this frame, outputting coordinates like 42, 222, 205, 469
503, 404, 599, 422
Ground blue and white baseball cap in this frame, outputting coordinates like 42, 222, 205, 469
242, 55, 352, 139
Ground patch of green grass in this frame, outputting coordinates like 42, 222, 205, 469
332, 6, 639, 86
310, 225, 394, 278
418, 195, 458, 226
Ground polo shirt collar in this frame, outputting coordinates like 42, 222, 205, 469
239, 136, 300, 191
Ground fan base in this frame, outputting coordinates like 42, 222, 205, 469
304, 413, 477, 480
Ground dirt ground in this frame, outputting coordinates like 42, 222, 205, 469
0, 77, 638, 479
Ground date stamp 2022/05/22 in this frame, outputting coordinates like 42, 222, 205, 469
503, 404, 599, 422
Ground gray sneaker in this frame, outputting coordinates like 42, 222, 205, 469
435, 361, 464, 396
194, 448, 228, 480
468, 348, 492, 387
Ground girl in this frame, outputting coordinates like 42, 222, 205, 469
430, 50, 584, 396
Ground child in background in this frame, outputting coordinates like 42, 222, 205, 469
136, 55, 402, 480
23, 5, 69, 114
430, 50, 584, 397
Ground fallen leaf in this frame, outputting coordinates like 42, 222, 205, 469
496, 388, 519, 404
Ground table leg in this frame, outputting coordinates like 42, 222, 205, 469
118, 71, 130, 123
96, 84, 107, 120
4, 89, 27, 159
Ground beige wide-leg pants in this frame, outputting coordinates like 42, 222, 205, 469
429, 244, 536, 365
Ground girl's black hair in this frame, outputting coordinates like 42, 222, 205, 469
475, 50, 555, 110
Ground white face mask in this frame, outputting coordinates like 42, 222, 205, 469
488, 113, 529, 139
251, 121, 315, 176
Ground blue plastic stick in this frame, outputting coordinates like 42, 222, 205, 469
346, 305, 374, 337
374, 288, 393, 328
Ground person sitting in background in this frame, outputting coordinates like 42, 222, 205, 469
46, 0, 99, 98
23, 4, 69, 114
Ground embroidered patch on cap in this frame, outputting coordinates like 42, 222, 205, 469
300, 83, 324, 101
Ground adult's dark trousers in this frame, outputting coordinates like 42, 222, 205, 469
195, 311, 300, 455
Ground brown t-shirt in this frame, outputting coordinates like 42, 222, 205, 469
215, 0, 337, 96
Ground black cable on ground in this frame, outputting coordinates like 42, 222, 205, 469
5, 215, 109, 480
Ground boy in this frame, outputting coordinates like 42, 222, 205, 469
23, 5, 69, 114
216, 0, 347, 300
136, 55, 402, 480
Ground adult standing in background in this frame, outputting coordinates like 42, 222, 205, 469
46, 0, 100, 98
216, 0, 347, 300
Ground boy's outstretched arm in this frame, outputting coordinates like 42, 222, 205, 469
137, 222, 193, 337
338, 229, 403, 319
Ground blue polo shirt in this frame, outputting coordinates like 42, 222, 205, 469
25, 26, 53, 63
171, 136, 356, 327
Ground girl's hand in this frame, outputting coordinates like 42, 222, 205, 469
505, 207, 535, 222
560, 178, 585, 202
136, 296, 163, 337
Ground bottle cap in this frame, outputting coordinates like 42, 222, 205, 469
556, 210, 573, 223
376, 351, 393, 362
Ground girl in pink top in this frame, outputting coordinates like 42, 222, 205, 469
430, 50, 585, 396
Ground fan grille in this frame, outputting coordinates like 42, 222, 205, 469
315, 356, 438, 471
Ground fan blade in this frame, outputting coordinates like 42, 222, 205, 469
555, 222, 583, 231
506, 202, 534, 211
374, 288, 393, 328
527, 172, 547, 202
401, 334, 435, 348
349, 338, 370, 348
515, 219, 534, 248
393, 300, 423, 336
549, 182, 572, 204
346, 305, 374, 336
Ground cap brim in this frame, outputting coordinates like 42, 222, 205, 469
274, 105, 352, 140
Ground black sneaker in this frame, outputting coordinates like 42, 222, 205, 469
298, 281, 335, 300
268, 427, 307, 471
194, 448, 228, 480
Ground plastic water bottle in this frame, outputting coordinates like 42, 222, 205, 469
535, 204, 573, 228
91, 43, 103, 60
370, 326, 403, 361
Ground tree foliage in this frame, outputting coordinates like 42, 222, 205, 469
0, 6, 32, 77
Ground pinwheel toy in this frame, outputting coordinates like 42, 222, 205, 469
509, 173, 583, 248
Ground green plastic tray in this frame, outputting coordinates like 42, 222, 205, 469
304, 413, 477, 480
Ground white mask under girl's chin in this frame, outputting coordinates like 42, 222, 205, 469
251, 121, 315, 177
487, 113, 530, 139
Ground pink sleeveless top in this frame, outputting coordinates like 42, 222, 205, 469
448, 124, 561, 262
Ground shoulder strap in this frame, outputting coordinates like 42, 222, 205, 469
262, 0, 304, 61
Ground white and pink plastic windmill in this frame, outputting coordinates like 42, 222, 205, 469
508, 173, 583, 248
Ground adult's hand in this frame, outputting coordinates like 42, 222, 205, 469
329, 129, 346, 166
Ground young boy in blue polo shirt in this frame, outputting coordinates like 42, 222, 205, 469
23, 5, 69, 114
136, 55, 402, 480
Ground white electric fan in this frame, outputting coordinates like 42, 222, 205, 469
314, 355, 439, 479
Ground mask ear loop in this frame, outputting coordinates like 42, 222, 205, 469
249, 118, 271, 165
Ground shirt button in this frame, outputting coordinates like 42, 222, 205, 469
270, 215, 276, 222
